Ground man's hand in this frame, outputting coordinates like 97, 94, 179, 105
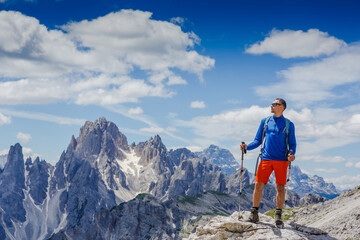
288, 153, 295, 162
240, 143, 247, 151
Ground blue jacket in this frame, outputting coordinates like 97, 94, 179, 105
247, 115, 296, 161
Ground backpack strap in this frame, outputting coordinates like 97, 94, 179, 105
285, 118, 290, 153
260, 116, 271, 154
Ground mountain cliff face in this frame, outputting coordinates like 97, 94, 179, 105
196, 145, 240, 176
287, 165, 340, 199
199, 145, 340, 200
0, 144, 26, 239
0, 118, 228, 240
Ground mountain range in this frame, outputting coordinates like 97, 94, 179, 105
196, 144, 340, 199
0, 117, 343, 239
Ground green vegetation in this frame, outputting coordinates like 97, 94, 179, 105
136, 193, 149, 200
210, 207, 229, 216
206, 191, 228, 196
178, 195, 199, 205
111, 202, 125, 212
265, 206, 306, 221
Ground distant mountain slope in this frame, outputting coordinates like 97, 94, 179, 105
288, 185, 360, 240
196, 145, 240, 176
287, 165, 340, 199
198, 145, 340, 199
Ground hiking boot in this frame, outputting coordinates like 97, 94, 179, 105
275, 209, 284, 228
247, 207, 259, 223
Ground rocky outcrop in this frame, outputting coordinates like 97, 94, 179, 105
52, 191, 240, 240
25, 157, 53, 205
289, 186, 360, 240
299, 193, 327, 206
0, 144, 26, 236
186, 211, 333, 240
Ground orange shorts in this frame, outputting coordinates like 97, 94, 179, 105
256, 160, 289, 185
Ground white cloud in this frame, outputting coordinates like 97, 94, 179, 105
190, 101, 206, 109
297, 155, 346, 163
170, 145, 203, 153
345, 162, 353, 167
0, 149, 8, 155
170, 17, 185, 25
314, 168, 338, 173
255, 44, 360, 107
175, 104, 360, 158
0, 10, 214, 106
176, 105, 269, 141
22, 147, 40, 160
139, 127, 164, 134
345, 158, 360, 168
16, 132, 32, 144
0, 108, 86, 125
128, 107, 144, 115
0, 113, 11, 125
246, 29, 346, 58
326, 174, 360, 191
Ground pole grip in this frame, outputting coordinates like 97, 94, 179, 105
241, 141, 246, 154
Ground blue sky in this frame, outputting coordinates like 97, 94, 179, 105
1, 0, 360, 190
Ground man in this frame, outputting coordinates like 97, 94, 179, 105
240, 98, 296, 227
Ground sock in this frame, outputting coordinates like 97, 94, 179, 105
252, 207, 259, 210
276, 208, 282, 212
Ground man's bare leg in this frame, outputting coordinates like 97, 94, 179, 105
248, 181, 265, 223
276, 184, 285, 209
253, 182, 265, 207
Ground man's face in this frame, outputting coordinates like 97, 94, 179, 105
270, 100, 283, 113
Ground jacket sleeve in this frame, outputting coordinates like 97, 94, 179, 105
288, 121, 296, 155
247, 118, 265, 151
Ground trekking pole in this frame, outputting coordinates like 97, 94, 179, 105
238, 142, 246, 219
284, 150, 293, 209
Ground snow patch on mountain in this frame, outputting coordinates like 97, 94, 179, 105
117, 149, 142, 177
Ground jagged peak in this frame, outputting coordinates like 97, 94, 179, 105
33, 156, 41, 164
208, 144, 219, 149
25, 157, 32, 169
146, 135, 166, 150
6, 143, 24, 165
9, 143, 22, 154
70, 117, 129, 158
70, 135, 77, 149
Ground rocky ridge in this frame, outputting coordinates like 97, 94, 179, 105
186, 211, 334, 240
288, 185, 360, 240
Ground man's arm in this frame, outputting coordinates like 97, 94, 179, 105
288, 122, 296, 161
241, 118, 266, 151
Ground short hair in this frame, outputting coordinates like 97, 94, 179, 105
275, 98, 287, 110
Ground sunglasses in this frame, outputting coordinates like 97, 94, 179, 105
271, 103, 282, 107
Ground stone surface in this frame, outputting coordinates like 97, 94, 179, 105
289, 186, 360, 240
186, 211, 334, 240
